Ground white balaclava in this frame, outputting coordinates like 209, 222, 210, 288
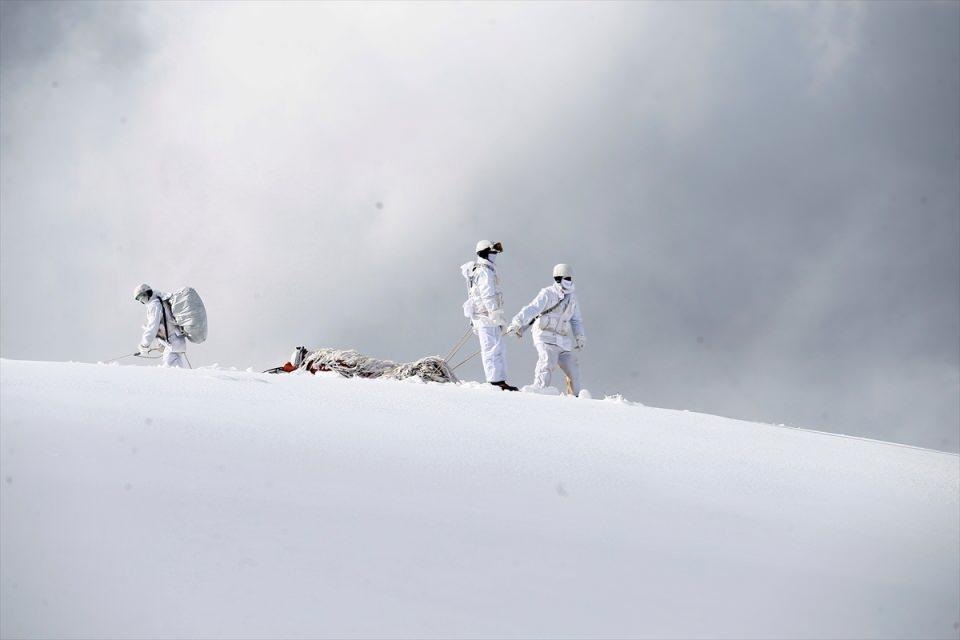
553, 263, 574, 291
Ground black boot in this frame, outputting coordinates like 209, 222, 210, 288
491, 380, 519, 392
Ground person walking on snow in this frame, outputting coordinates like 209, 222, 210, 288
133, 283, 188, 368
505, 264, 585, 395
461, 240, 518, 391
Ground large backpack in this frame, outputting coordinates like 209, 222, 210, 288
165, 287, 208, 344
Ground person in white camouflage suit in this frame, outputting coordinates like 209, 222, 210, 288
460, 240, 518, 391
506, 264, 585, 395
133, 283, 187, 368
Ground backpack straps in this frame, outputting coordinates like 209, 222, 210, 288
158, 295, 172, 343
468, 263, 478, 289
467, 262, 484, 290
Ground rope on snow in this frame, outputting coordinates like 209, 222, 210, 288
443, 327, 473, 363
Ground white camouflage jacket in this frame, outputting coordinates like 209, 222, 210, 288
461, 257, 504, 328
511, 282, 584, 351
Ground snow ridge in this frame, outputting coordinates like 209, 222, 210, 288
1, 359, 958, 639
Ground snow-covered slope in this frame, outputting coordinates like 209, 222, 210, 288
1, 359, 957, 639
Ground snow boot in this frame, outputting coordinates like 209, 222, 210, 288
491, 380, 519, 392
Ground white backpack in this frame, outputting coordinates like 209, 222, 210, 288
165, 287, 208, 343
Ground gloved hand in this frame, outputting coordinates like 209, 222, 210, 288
575, 334, 586, 350
489, 309, 505, 328
505, 322, 523, 338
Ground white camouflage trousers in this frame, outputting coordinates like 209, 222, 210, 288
476, 325, 507, 382
162, 350, 188, 369
533, 340, 581, 395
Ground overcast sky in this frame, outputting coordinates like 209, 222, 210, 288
1, 1, 958, 452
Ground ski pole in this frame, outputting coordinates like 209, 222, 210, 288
102, 347, 163, 364
102, 352, 139, 364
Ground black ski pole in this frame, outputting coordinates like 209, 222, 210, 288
102, 352, 139, 364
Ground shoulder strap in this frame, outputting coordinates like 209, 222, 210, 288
528, 291, 566, 326
158, 296, 173, 340
468, 263, 481, 289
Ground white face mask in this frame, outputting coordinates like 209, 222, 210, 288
486, 252, 498, 264
561, 279, 574, 292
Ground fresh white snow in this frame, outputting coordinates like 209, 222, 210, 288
1, 358, 958, 639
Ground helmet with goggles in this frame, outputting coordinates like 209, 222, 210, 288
133, 283, 153, 303
475, 240, 503, 254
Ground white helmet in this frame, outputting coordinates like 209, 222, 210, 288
475, 240, 503, 253
133, 283, 152, 302
553, 263, 573, 278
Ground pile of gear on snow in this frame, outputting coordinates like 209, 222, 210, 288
265, 346, 459, 384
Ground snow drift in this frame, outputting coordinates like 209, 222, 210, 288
1, 359, 957, 639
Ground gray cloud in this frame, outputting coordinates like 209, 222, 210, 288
2, 1, 957, 451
